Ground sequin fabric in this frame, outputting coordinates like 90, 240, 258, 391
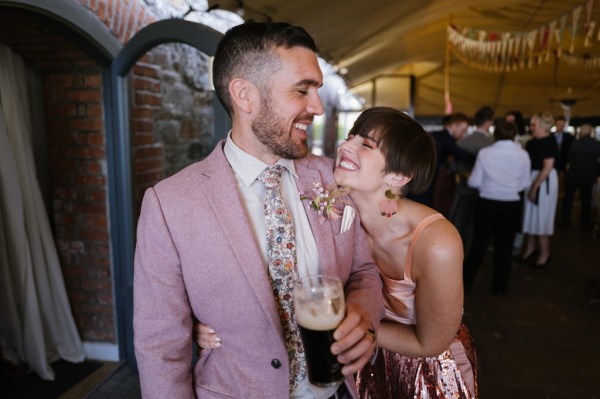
257, 165, 306, 390
356, 324, 478, 399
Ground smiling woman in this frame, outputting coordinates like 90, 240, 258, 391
334, 107, 478, 398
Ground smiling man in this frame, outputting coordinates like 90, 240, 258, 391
133, 22, 383, 399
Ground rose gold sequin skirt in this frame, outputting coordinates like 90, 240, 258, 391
356, 323, 478, 399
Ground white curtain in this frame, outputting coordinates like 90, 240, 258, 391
0, 44, 85, 380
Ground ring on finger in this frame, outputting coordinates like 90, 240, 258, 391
365, 328, 376, 343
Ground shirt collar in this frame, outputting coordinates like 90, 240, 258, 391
224, 131, 299, 187
494, 140, 518, 147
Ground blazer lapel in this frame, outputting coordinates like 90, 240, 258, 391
199, 144, 282, 336
294, 158, 339, 277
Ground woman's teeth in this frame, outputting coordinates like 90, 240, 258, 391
339, 160, 357, 170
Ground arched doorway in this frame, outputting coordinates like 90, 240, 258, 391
109, 19, 226, 367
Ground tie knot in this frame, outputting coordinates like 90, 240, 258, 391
258, 165, 285, 190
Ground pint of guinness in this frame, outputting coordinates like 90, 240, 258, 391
294, 275, 345, 387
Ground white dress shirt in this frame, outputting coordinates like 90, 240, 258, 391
468, 140, 531, 201
223, 134, 338, 399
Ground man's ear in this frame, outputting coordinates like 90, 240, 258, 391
386, 173, 411, 188
229, 78, 259, 114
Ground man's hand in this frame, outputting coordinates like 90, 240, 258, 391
330, 303, 377, 375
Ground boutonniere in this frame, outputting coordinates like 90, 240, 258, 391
300, 182, 350, 223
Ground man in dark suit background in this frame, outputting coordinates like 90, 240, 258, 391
560, 124, 600, 230
553, 115, 575, 174
450, 106, 494, 255
410, 113, 474, 215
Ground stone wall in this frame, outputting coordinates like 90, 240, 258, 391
148, 43, 214, 178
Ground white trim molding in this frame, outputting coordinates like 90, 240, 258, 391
84, 342, 120, 361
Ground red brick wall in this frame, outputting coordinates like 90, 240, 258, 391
44, 68, 115, 341
79, 0, 157, 43
132, 56, 165, 218
77, 0, 164, 222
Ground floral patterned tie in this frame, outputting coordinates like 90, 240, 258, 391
257, 165, 306, 390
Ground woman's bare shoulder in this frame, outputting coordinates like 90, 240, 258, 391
410, 212, 464, 277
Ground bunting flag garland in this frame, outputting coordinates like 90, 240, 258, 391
447, 0, 600, 72
547, 21, 557, 61
527, 30, 537, 68
513, 35, 522, 70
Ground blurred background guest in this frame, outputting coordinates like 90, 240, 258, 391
408, 112, 474, 212
560, 124, 600, 230
464, 122, 531, 296
552, 115, 574, 175
504, 110, 529, 254
505, 110, 529, 148
450, 106, 494, 255
410, 112, 473, 216
518, 112, 558, 268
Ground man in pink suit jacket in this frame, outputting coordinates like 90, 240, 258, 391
134, 22, 384, 398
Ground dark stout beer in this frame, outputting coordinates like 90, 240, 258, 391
294, 275, 345, 387
297, 324, 342, 386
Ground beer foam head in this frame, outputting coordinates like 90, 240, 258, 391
295, 299, 345, 331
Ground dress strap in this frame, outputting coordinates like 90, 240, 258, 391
404, 213, 445, 279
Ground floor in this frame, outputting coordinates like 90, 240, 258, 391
82, 205, 600, 398
84, 363, 140, 399
58, 362, 122, 399
463, 224, 600, 399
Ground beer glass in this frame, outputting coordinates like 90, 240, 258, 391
294, 274, 345, 387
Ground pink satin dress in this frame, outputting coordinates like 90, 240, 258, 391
356, 214, 478, 399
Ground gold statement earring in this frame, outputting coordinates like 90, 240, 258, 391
380, 189, 398, 218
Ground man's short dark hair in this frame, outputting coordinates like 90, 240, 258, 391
504, 110, 526, 135
494, 121, 517, 141
444, 112, 470, 126
212, 21, 317, 116
474, 106, 494, 127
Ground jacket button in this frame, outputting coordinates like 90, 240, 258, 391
271, 359, 281, 369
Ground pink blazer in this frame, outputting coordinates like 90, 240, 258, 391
134, 141, 383, 398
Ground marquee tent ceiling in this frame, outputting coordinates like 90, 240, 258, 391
210, 0, 600, 119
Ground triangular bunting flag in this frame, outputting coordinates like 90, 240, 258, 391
571, 6, 582, 53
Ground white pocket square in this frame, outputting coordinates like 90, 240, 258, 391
340, 206, 356, 234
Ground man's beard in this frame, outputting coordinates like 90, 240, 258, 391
251, 96, 309, 160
